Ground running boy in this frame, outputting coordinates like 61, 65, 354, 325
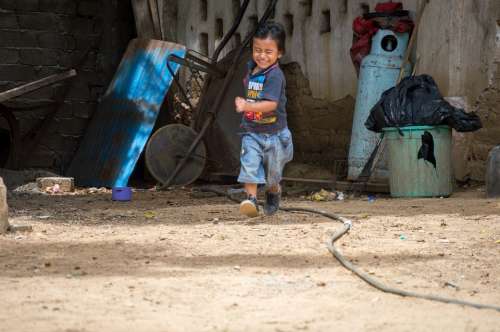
235, 22, 293, 217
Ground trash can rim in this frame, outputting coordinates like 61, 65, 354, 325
382, 125, 451, 132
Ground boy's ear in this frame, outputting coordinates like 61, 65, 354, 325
278, 51, 283, 59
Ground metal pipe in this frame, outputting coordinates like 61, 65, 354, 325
191, 0, 252, 124
212, 0, 251, 62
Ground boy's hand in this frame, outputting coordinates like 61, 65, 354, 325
235, 97, 247, 113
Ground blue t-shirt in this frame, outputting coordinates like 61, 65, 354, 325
240, 61, 287, 133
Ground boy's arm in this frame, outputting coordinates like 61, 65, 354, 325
235, 97, 277, 113
235, 72, 283, 113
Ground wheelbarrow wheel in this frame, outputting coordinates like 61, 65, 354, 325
145, 124, 207, 186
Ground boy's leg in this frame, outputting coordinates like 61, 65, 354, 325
267, 184, 280, 193
240, 183, 259, 217
263, 128, 293, 215
244, 183, 258, 197
238, 134, 265, 217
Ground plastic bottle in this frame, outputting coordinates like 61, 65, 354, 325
486, 146, 500, 198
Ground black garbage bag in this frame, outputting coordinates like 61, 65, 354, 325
365, 75, 482, 132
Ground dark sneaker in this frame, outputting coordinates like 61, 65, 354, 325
240, 196, 259, 218
264, 191, 280, 216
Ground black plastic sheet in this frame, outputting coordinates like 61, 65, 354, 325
417, 131, 436, 168
365, 75, 482, 132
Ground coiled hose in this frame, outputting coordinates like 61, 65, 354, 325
201, 186, 500, 312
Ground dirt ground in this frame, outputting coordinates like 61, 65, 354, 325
1, 186, 500, 332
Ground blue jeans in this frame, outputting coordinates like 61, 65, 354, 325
237, 128, 293, 187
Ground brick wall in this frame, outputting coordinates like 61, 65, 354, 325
0, 0, 135, 172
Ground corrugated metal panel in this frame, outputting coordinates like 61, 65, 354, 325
68, 38, 186, 187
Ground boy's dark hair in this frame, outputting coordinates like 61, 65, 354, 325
254, 21, 286, 53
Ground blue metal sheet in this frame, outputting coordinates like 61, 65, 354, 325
67, 38, 186, 187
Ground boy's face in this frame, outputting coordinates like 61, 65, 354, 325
252, 37, 282, 70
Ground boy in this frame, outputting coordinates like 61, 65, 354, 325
235, 22, 293, 217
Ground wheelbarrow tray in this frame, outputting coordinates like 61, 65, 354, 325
68, 38, 186, 187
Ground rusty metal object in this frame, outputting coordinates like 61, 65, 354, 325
0, 70, 77, 103
0, 69, 78, 169
145, 124, 206, 186
193, 48, 252, 177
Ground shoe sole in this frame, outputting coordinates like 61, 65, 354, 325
240, 200, 259, 218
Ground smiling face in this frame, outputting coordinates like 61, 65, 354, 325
252, 37, 282, 71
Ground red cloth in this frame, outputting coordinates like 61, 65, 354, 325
350, 2, 414, 75
374, 2, 403, 13
392, 19, 414, 33
352, 17, 378, 35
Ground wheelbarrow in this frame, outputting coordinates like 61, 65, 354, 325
145, 0, 278, 188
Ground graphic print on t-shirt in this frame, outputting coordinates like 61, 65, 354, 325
244, 73, 277, 124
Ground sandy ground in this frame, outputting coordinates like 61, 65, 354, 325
1, 186, 500, 332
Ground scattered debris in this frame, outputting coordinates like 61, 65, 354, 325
144, 211, 156, 219
12, 183, 110, 196
13, 182, 43, 195
0, 169, 59, 190
443, 281, 460, 290
37, 177, 75, 193
86, 187, 110, 194
7, 224, 33, 233
307, 189, 345, 202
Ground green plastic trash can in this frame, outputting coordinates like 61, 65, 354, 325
383, 125, 453, 197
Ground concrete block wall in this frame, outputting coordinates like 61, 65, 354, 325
0, 0, 135, 172
173, 0, 500, 103
170, 0, 500, 179
175, 0, 368, 101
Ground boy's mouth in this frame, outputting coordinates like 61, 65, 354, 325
256, 60, 271, 68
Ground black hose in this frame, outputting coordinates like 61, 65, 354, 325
200, 186, 500, 313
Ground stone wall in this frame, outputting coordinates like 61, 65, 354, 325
469, 31, 500, 181
0, 0, 135, 172
283, 62, 354, 169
